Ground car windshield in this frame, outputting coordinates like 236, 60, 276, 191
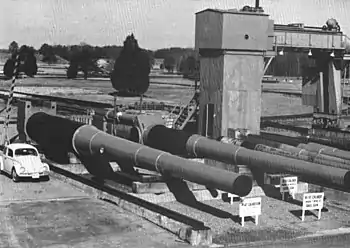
15, 148, 38, 157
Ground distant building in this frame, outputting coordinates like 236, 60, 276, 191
153, 58, 164, 70
97, 58, 109, 68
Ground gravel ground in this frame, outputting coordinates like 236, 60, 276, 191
158, 194, 350, 245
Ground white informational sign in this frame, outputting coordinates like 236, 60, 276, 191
239, 197, 262, 227
302, 192, 324, 221
280, 176, 298, 200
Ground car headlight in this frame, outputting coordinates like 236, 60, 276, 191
19, 167, 25, 173
42, 163, 50, 171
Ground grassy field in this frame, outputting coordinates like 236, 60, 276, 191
0, 75, 313, 116
0, 62, 315, 116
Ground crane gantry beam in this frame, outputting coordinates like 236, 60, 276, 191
272, 23, 347, 52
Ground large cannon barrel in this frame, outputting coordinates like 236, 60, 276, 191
26, 112, 84, 155
252, 143, 350, 171
254, 132, 350, 161
298, 142, 350, 161
26, 112, 252, 197
243, 134, 350, 167
143, 125, 350, 189
259, 131, 350, 152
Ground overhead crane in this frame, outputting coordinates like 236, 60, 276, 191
265, 22, 349, 71
186, 0, 350, 137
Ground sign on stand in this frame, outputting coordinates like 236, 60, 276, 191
302, 192, 324, 221
280, 176, 298, 200
239, 197, 262, 227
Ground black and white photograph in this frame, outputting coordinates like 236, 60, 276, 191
1, 0, 350, 247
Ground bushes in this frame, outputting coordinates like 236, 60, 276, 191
3, 56, 16, 78
2, 45, 38, 79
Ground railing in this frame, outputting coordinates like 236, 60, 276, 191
164, 102, 185, 128
66, 114, 93, 125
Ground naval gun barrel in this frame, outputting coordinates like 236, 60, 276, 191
255, 132, 350, 161
143, 125, 350, 189
243, 135, 350, 168
26, 112, 252, 197
298, 142, 350, 161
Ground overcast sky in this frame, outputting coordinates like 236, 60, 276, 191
1, 0, 349, 50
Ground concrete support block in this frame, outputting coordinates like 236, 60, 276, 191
178, 227, 212, 246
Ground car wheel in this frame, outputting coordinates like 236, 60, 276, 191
11, 168, 19, 182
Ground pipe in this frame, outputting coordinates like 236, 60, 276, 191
307, 135, 350, 151
298, 142, 350, 161
143, 124, 192, 156
186, 135, 350, 187
260, 130, 350, 152
244, 134, 305, 154
26, 112, 253, 197
254, 132, 350, 162
105, 111, 137, 126
113, 124, 140, 143
253, 143, 350, 171
258, 132, 307, 146
93, 108, 138, 125
143, 125, 350, 189
244, 135, 350, 166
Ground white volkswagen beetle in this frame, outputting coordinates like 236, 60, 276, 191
0, 143, 50, 182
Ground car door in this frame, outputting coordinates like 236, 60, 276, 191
0, 147, 6, 172
2, 147, 8, 173
4, 148, 14, 173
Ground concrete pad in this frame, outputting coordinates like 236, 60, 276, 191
0, 173, 89, 205
50, 169, 213, 246
48, 163, 350, 246
0, 198, 191, 248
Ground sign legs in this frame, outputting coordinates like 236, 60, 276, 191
318, 208, 321, 220
302, 209, 305, 221
240, 215, 259, 226
301, 209, 322, 222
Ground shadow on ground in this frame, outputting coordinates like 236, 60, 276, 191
165, 178, 243, 224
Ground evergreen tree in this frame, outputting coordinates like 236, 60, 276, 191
110, 34, 151, 95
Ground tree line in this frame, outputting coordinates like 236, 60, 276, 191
2, 36, 153, 96
3, 39, 350, 82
